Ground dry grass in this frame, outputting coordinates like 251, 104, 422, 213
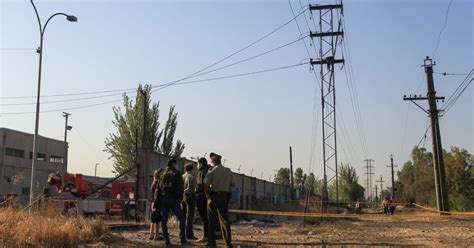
0, 206, 108, 247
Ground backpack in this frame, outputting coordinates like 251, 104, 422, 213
160, 168, 178, 196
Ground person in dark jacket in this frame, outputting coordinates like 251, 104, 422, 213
157, 159, 187, 245
195, 157, 210, 243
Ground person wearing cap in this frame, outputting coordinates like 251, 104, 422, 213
182, 163, 197, 240
204, 153, 235, 247
157, 159, 187, 245
195, 158, 210, 243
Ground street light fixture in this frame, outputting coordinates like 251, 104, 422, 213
29, 0, 77, 211
95, 163, 100, 178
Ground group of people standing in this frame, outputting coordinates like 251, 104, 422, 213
149, 152, 235, 247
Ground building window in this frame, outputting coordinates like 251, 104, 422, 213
29, 152, 47, 161
5, 147, 25, 158
50, 155, 64, 164
21, 187, 30, 195
37, 153, 46, 161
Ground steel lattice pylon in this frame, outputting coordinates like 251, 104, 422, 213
310, 3, 344, 213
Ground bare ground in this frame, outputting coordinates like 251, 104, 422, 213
90, 211, 474, 247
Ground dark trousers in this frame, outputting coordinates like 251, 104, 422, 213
182, 193, 196, 238
207, 192, 232, 246
160, 197, 186, 242
196, 192, 209, 238
389, 206, 396, 215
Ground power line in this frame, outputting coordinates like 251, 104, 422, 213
150, 62, 309, 93
441, 69, 474, 115
0, 99, 123, 116
340, 13, 370, 159
434, 71, 470, 76
288, 0, 320, 173
432, 0, 453, 58
417, 120, 431, 148
0, 90, 134, 106
0, 48, 36, 51
1, 9, 309, 101
153, 7, 310, 93
1, 62, 309, 115
0, 87, 137, 100
1, 37, 305, 106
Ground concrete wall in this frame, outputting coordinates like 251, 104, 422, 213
139, 151, 295, 210
0, 128, 66, 203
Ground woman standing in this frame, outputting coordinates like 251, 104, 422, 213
149, 168, 163, 240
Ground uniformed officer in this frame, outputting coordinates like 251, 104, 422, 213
157, 159, 187, 245
204, 153, 235, 247
182, 163, 197, 239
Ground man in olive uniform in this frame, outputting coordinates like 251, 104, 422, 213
182, 163, 197, 239
195, 158, 210, 243
204, 153, 235, 247
158, 159, 187, 245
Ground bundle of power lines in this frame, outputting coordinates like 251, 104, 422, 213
1, 7, 315, 116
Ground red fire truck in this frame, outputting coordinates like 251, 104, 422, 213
47, 172, 135, 216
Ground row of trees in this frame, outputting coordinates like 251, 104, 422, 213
274, 164, 365, 202
105, 84, 185, 178
395, 146, 474, 211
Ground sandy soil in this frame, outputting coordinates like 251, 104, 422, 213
92, 211, 474, 247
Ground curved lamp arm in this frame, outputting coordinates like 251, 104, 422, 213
30, 0, 77, 36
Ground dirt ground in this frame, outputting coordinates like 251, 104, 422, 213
92, 210, 474, 247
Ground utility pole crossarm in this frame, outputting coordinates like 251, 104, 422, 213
310, 31, 344, 38
310, 58, 345, 65
309, 4, 343, 11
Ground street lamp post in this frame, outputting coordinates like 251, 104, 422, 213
63, 112, 72, 173
29, 0, 77, 210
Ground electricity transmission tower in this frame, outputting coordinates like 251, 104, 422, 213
364, 159, 374, 201
403, 56, 450, 213
309, 3, 344, 213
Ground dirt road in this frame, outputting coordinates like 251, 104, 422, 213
96, 212, 474, 247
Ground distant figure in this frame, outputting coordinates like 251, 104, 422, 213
150, 169, 163, 240
389, 196, 396, 215
204, 152, 235, 247
195, 157, 210, 243
182, 163, 197, 240
382, 196, 389, 215
158, 159, 187, 245
355, 199, 362, 213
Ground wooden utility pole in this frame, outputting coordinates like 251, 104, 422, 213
376, 175, 385, 199
375, 184, 378, 202
403, 56, 450, 213
135, 128, 139, 223
387, 155, 397, 197
289, 146, 294, 200
62, 112, 71, 173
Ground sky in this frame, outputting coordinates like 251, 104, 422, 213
0, 0, 473, 191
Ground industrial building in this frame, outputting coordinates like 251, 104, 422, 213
0, 127, 66, 204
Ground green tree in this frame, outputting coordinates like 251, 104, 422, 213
105, 84, 185, 177
397, 146, 474, 210
274, 168, 291, 186
396, 147, 436, 205
304, 173, 316, 193
161, 105, 185, 157
294, 168, 304, 190
338, 163, 365, 202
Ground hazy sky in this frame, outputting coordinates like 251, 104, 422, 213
1, 0, 472, 189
